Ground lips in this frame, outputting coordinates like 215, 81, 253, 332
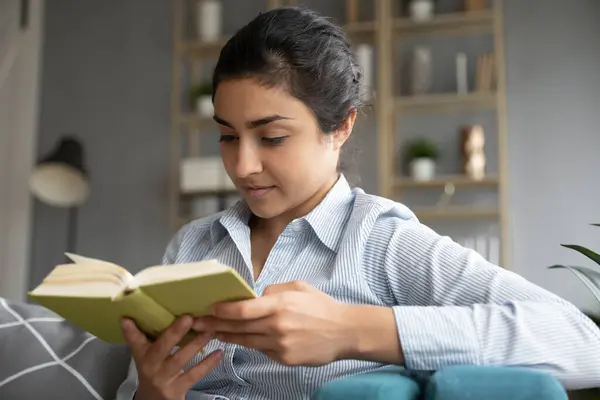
245, 186, 274, 198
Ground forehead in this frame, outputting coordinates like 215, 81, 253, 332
213, 78, 312, 123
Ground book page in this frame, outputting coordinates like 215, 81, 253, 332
130, 259, 232, 288
29, 254, 134, 298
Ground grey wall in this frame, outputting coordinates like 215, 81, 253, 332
29, 0, 174, 288
29, 0, 600, 315
504, 0, 600, 314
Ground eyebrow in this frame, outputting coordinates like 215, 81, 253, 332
213, 114, 293, 129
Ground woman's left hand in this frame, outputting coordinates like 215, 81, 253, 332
192, 281, 355, 366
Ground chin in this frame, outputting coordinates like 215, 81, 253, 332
246, 201, 285, 219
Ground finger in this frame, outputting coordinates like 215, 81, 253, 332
193, 316, 271, 334
212, 296, 280, 320
121, 318, 149, 361
262, 280, 316, 295
174, 349, 224, 390
161, 331, 215, 379
145, 315, 194, 367
216, 333, 275, 351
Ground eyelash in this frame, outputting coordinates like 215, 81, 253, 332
218, 135, 288, 146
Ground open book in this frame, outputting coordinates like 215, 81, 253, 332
28, 254, 256, 344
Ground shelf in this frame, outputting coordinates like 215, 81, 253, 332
395, 92, 496, 112
179, 37, 230, 59
343, 20, 376, 38
413, 206, 499, 220
394, 10, 493, 38
395, 175, 499, 188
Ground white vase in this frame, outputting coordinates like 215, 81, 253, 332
196, 0, 222, 42
410, 158, 436, 181
409, 0, 434, 22
355, 44, 373, 101
411, 46, 432, 95
196, 95, 213, 118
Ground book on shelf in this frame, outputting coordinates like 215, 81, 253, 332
476, 52, 496, 92
28, 254, 256, 344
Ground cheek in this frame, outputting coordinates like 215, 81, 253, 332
267, 141, 331, 182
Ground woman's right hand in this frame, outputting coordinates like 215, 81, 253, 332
121, 315, 223, 400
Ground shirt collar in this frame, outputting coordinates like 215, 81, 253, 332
211, 174, 354, 252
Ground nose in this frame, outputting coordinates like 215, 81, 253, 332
234, 140, 263, 179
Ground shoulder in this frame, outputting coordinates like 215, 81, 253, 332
349, 189, 436, 257
162, 211, 226, 264
351, 188, 420, 231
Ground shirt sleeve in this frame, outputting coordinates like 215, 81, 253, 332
378, 215, 600, 389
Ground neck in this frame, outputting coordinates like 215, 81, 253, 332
251, 173, 339, 237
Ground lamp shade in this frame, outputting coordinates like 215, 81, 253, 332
29, 136, 90, 208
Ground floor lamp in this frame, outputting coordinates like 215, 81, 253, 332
29, 136, 90, 259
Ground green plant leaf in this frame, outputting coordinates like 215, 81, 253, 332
561, 244, 600, 267
549, 265, 600, 304
592, 223, 600, 227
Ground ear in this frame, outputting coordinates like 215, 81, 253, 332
332, 108, 357, 150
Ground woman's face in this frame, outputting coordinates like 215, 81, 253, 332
213, 78, 353, 220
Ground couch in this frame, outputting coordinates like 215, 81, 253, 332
0, 297, 580, 399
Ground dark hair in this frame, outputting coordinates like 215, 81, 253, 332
212, 6, 365, 134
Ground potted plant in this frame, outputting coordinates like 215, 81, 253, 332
548, 223, 600, 310
404, 138, 440, 181
548, 223, 600, 398
189, 82, 213, 118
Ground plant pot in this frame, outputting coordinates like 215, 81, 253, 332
409, 0, 434, 22
196, 95, 213, 118
196, 0, 222, 42
409, 158, 436, 181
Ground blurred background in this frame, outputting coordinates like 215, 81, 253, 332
1, 0, 599, 318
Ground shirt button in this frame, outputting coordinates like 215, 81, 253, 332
291, 219, 302, 232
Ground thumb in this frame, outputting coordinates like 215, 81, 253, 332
262, 280, 317, 296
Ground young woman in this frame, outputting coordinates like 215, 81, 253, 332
117, 6, 600, 400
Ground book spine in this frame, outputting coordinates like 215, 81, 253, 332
115, 288, 177, 340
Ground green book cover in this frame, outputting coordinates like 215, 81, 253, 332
28, 254, 256, 344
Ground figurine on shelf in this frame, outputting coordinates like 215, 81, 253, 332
461, 125, 486, 180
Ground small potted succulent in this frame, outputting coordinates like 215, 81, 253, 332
404, 137, 440, 181
189, 82, 213, 118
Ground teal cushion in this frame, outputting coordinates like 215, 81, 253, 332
312, 366, 420, 400
425, 365, 568, 400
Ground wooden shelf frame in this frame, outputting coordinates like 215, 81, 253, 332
414, 206, 499, 220
385, 0, 510, 267
169, 0, 510, 267
394, 10, 494, 38
395, 175, 499, 189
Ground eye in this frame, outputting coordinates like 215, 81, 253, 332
262, 136, 288, 145
219, 135, 237, 143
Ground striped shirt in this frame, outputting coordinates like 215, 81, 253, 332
117, 174, 600, 400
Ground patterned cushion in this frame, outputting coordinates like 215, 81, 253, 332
0, 297, 131, 399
